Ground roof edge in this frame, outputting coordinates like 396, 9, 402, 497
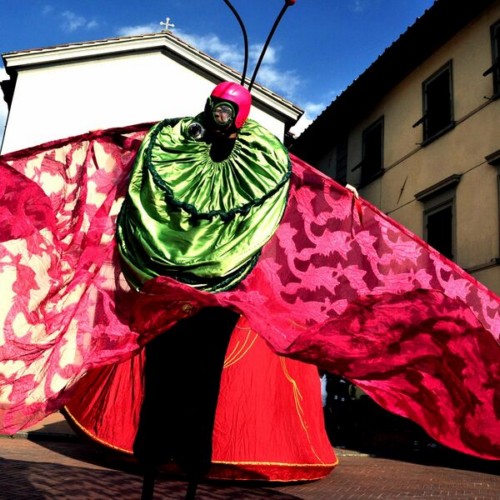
2, 31, 303, 125
292, 0, 497, 161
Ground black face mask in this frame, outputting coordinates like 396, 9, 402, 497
205, 97, 238, 132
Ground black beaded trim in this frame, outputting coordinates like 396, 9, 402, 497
145, 118, 291, 222
161, 251, 261, 292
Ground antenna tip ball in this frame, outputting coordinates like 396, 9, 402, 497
285, 0, 296, 5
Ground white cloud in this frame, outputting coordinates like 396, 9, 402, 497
117, 23, 160, 37
249, 43, 278, 66
350, 0, 370, 13
290, 90, 343, 138
303, 101, 330, 118
290, 101, 326, 137
254, 64, 300, 98
40, 6, 98, 33
175, 30, 301, 99
0, 67, 8, 142
61, 11, 99, 32
86, 20, 99, 30
178, 30, 244, 70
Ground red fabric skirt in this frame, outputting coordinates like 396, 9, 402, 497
64, 316, 337, 481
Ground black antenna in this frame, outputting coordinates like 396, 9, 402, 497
223, 0, 249, 85
248, 1, 295, 91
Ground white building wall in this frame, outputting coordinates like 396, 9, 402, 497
1, 35, 298, 153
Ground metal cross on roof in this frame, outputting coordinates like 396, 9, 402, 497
160, 17, 175, 31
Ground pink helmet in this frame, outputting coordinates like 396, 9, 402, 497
210, 81, 252, 129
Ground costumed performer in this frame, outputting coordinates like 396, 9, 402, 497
1, 87, 499, 496
1, 0, 499, 498
109, 78, 336, 497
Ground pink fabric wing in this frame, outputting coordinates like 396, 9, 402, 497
0, 126, 498, 461
0, 128, 148, 432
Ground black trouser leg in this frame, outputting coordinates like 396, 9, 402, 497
185, 479, 199, 500
134, 307, 238, 489
140, 467, 156, 500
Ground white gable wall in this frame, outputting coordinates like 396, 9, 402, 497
1, 35, 300, 154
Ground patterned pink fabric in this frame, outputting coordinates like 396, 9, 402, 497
0, 125, 499, 459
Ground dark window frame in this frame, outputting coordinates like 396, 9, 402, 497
483, 20, 500, 98
335, 136, 348, 185
359, 117, 384, 186
415, 174, 461, 262
413, 61, 455, 145
424, 201, 454, 261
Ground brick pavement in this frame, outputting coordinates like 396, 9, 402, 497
0, 434, 499, 499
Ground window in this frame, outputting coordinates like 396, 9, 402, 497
360, 117, 384, 185
425, 203, 454, 260
483, 20, 500, 97
335, 136, 348, 185
415, 174, 461, 262
413, 62, 454, 143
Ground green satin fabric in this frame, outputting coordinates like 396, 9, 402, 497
117, 117, 290, 292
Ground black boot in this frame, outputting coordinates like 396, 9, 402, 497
185, 478, 199, 500
140, 466, 156, 500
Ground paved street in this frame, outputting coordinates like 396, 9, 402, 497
0, 414, 498, 499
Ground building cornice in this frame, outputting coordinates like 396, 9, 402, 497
414, 174, 462, 202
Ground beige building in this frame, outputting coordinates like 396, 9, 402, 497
293, 0, 500, 294
1, 31, 301, 154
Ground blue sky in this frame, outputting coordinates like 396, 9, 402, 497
0, 0, 436, 137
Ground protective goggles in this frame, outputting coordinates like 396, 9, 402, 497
208, 98, 237, 128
